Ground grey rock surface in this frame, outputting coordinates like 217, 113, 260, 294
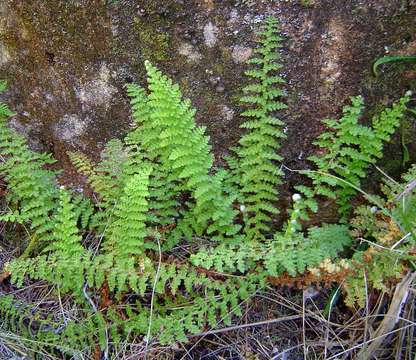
0, 0, 414, 189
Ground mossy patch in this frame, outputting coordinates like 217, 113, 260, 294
133, 17, 170, 62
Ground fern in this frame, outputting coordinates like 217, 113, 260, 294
298, 93, 411, 216
0, 293, 107, 358
343, 249, 404, 308
229, 16, 287, 241
5, 256, 260, 348
191, 224, 352, 277
104, 166, 151, 258
124, 62, 240, 242
43, 189, 84, 257
0, 83, 60, 254
346, 163, 416, 306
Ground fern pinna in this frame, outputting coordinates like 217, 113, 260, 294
229, 16, 287, 241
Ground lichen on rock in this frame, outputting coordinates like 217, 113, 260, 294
53, 114, 90, 146
76, 63, 118, 110
0, 42, 11, 66
203, 21, 219, 48
231, 45, 252, 64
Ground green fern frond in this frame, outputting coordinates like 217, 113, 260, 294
104, 165, 151, 258
42, 189, 84, 257
300, 93, 411, 216
229, 16, 287, 241
136, 61, 239, 241
191, 223, 351, 277
0, 123, 59, 251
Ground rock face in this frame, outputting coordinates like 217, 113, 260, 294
0, 0, 415, 185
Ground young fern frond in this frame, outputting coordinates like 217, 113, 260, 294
43, 189, 84, 257
230, 16, 287, 241
104, 165, 151, 258
0, 81, 14, 118
69, 139, 126, 207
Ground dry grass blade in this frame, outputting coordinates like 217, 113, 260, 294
356, 271, 416, 360
193, 314, 303, 337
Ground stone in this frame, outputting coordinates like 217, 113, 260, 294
215, 85, 225, 93
220, 105, 235, 122
0, 0, 414, 188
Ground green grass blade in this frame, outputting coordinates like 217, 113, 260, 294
373, 55, 416, 76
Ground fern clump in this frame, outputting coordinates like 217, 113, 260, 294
124, 62, 240, 243
297, 93, 411, 216
229, 16, 287, 241
1, 15, 414, 356
0, 67, 252, 351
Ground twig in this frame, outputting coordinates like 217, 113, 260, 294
192, 314, 303, 337
144, 235, 162, 359
83, 283, 109, 360
302, 291, 307, 359
393, 179, 416, 202
391, 232, 412, 250
363, 270, 369, 353
83, 283, 98, 313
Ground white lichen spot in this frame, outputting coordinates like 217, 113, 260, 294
231, 45, 252, 64
220, 105, 234, 122
320, 18, 345, 88
54, 114, 90, 145
227, 9, 239, 26
77, 63, 117, 110
178, 43, 202, 62
0, 42, 11, 66
203, 22, 218, 48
